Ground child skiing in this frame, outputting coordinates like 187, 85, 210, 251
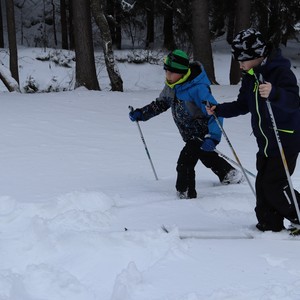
129, 49, 243, 199
206, 28, 300, 232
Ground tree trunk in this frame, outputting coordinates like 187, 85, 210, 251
5, 0, 19, 86
0, 1, 5, 47
163, 0, 176, 50
191, 0, 216, 83
91, 0, 123, 91
258, 0, 270, 39
60, 0, 68, 49
226, 0, 236, 44
42, 0, 48, 50
106, 0, 116, 45
268, 0, 281, 47
146, 0, 154, 48
52, 0, 57, 46
68, 0, 75, 50
229, 0, 251, 84
115, 1, 122, 49
71, 0, 100, 90
19, 1, 25, 46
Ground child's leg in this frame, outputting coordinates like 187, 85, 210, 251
255, 153, 300, 231
198, 151, 236, 182
255, 154, 284, 231
176, 140, 199, 197
264, 153, 300, 223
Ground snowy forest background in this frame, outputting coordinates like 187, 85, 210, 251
0, 0, 299, 93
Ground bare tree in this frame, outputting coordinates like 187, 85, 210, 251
5, 0, 19, 88
91, 0, 123, 91
229, 0, 251, 84
71, 0, 100, 90
191, 0, 216, 83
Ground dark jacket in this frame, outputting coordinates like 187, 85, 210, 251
216, 48, 300, 157
138, 62, 223, 143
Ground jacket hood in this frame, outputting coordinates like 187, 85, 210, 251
256, 48, 291, 75
175, 61, 211, 93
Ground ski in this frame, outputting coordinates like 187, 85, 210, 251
161, 225, 253, 240
161, 225, 300, 240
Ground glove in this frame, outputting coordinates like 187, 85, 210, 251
201, 138, 216, 152
129, 109, 143, 122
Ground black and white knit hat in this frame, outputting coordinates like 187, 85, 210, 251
231, 28, 267, 61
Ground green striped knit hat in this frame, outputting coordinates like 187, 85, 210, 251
164, 49, 189, 74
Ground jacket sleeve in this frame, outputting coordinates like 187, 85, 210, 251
206, 114, 222, 143
267, 67, 300, 113
216, 84, 250, 118
140, 85, 172, 121
192, 84, 223, 143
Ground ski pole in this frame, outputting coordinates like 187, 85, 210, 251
258, 74, 300, 221
197, 136, 256, 178
214, 148, 256, 179
128, 106, 158, 180
206, 101, 256, 197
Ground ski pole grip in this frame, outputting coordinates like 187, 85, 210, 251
128, 105, 134, 112
259, 74, 265, 84
206, 100, 213, 108
203, 100, 215, 111
258, 74, 268, 101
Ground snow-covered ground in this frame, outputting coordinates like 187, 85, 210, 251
0, 38, 300, 299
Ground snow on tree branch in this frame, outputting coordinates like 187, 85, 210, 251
120, 0, 136, 12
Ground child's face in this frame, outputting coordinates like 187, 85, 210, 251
165, 70, 183, 84
238, 57, 264, 71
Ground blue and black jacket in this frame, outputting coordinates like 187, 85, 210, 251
138, 62, 223, 143
216, 48, 300, 157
